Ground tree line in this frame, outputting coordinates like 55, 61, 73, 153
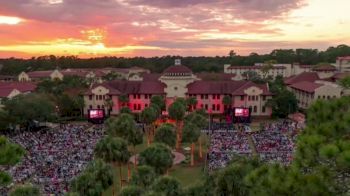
1, 44, 350, 75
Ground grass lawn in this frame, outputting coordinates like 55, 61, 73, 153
103, 134, 209, 195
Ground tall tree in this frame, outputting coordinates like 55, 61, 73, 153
184, 113, 207, 159
222, 95, 232, 109
186, 97, 197, 112
138, 143, 173, 175
70, 159, 114, 196
150, 95, 166, 111
119, 186, 143, 196
130, 165, 157, 189
168, 101, 186, 149
94, 136, 131, 194
182, 122, 201, 166
119, 94, 129, 107
154, 123, 176, 149
141, 107, 158, 146
3, 93, 56, 129
295, 97, 350, 194
151, 176, 183, 196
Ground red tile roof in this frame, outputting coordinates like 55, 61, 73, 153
163, 65, 192, 74
289, 81, 323, 93
228, 65, 286, 69
284, 72, 320, 85
0, 82, 37, 98
187, 81, 272, 95
0, 88, 16, 98
337, 56, 350, 60
27, 70, 53, 78
298, 65, 312, 68
196, 73, 236, 81
332, 72, 350, 80
312, 64, 336, 71
0, 82, 37, 92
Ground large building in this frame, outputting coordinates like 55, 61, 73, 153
336, 56, 350, 72
84, 60, 273, 117
18, 67, 150, 82
0, 82, 37, 107
223, 63, 335, 79
284, 72, 343, 109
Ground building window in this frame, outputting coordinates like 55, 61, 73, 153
262, 106, 266, 113
217, 95, 220, 99
212, 95, 216, 99
133, 104, 137, 110
89, 105, 92, 109
212, 104, 215, 111
138, 104, 141, 110
323, 96, 325, 99
205, 104, 208, 110
217, 104, 220, 111
95, 95, 98, 100
97, 105, 100, 109
138, 94, 141, 99
102, 105, 105, 109
241, 96, 244, 101
145, 104, 149, 108
200, 104, 203, 109
99, 95, 102, 100
256, 96, 258, 101
89, 95, 92, 100
252, 96, 255, 101
253, 106, 257, 113
205, 94, 208, 99
248, 96, 251, 101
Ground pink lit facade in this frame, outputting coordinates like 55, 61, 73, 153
84, 63, 273, 117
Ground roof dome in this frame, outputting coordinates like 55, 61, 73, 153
163, 65, 192, 75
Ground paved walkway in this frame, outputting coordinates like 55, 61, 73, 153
129, 151, 186, 165
247, 135, 258, 156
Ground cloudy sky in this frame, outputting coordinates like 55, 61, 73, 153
0, 0, 349, 58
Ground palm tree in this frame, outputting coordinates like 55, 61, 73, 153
154, 123, 176, 149
138, 143, 173, 175
104, 97, 114, 116
168, 101, 186, 150
94, 136, 131, 194
222, 95, 232, 110
119, 186, 144, 196
184, 113, 207, 159
70, 159, 114, 196
141, 107, 157, 146
130, 165, 157, 189
150, 95, 166, 112
186, 97, 197, 112
151, 176, 183, 196
182, 122, 201, 166
119, 94, 129, 107
105, 113, 142, 177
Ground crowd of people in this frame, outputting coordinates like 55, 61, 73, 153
252, 120, 296, 165
207, 120, 299, 170
0, 123, 104, 195
208, 130, 252, 170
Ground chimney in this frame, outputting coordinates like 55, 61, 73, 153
175, 59, 181, 66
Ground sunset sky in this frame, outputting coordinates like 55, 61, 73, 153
0, 0, 349, 58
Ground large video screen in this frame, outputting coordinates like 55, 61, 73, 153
89, 109, 104, 119
234, 108, 250, 117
